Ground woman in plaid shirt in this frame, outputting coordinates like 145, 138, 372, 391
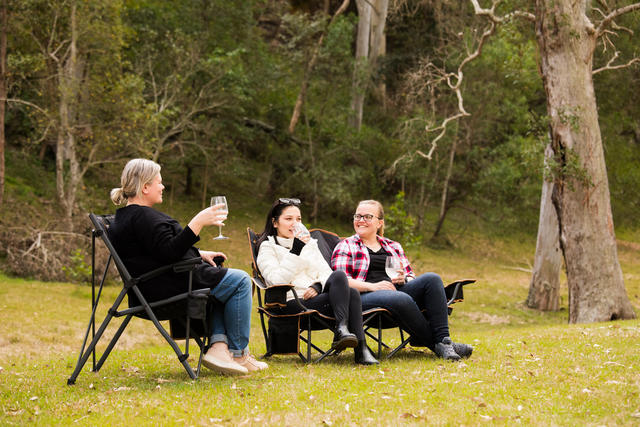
331, 200, 472, 361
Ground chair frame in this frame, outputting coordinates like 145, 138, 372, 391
68, 214, 212, 385
308, 229, 475, 360
247, 228, 340, 363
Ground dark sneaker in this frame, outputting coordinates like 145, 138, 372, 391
452, 342, 473, 358
434, 337, 461, 361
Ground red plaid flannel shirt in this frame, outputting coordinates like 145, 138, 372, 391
331, 234, 415, 282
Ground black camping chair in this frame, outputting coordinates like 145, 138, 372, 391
311, 228, 475, 359
247, 228, 342, 363
68, 214, 213, 385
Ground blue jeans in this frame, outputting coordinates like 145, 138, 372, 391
209, 269, 252, 357
360, 272, 450, 351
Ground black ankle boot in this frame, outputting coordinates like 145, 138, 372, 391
354, 340, 379, 365
332, 320, 358, 351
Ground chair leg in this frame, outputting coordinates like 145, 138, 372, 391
94, 314, 133, 372
68, 286, 129, 385
130, 287, 197, 380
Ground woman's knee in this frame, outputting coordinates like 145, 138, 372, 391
348, 287, 361, 303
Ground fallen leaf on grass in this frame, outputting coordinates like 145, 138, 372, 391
604, 362, 625, 367
581, 388, 593, 394
113, 386, 130, 392
231, 382, 237, 390
479, 415, 493, 420
155, 378, 173, 384
631, 412, 640, 418
606, 380, 622, 385
30, 396, 38, 401
322, 420, 333, 426
400, 413, 420, 419
121, 365, 140, 374
381, 396, 391, 400
155, 385, 161, 390
477, 403, 487, 408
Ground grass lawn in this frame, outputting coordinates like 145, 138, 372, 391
1, 227, 640, 426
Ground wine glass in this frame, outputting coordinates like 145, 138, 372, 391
293, 222, 310, 239
385, 256, 402, 279
210, 196, 229, 240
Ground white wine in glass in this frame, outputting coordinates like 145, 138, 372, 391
210, 196, 229, 240
385, 256, 402, 279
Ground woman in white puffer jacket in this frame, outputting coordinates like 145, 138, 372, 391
256, 198, 378, 365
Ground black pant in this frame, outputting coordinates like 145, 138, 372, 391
282, 270, 365, 341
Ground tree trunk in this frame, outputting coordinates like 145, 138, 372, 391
0, 0, 6, 209
527, 144, 562, 311
288, 44, 322, 134
348, 0, 371, 130
535, 0, 636, 322
56, 1, 81, 229
289, 0, 350, 134
432, 138, 456, 239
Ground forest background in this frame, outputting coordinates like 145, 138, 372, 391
0, 0, 639, 302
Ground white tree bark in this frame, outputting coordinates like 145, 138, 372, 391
55, 1, 82, 229
349, 0, 371, 130
535, 0, 636, 322
527, 144, 562, 311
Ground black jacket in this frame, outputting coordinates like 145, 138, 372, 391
109, 205, 227, 305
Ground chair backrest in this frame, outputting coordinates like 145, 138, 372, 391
89, 213, 133, 285
309, 229, 342, 266
246, 228, 262, 277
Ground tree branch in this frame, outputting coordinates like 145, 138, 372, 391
592, 51, 640, 74
595, 2, 640, 37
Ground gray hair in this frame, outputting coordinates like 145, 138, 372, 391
110, 159, 161, 205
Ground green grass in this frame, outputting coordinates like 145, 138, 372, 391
1, 228, 640, 426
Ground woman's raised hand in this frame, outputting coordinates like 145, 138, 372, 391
391, 269, 405, 285
188, 203, 227, 236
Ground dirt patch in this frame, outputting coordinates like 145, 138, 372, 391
461, 311, 511, 325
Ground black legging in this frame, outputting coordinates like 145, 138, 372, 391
282, 270, 365, 341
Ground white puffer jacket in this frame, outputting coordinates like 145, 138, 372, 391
256, 235, 333, 301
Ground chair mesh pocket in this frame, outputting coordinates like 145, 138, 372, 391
268, 317, 300, 354
187, 293, 208, 320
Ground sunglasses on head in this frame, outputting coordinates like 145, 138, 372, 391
279, 198, 301, 206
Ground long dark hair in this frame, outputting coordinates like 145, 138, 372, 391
256, 199, 301, 249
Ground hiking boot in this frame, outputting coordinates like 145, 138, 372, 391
452, 341, 473, 358
354, 340, 379, 365
332, 320, 358, 351
434, 337, 461, 361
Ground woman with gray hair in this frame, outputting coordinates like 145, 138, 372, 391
109, 158, 267, 375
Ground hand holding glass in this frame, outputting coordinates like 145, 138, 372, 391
293, 222, 310, 239
210, 196, 229, 240
385, 256, 402, 279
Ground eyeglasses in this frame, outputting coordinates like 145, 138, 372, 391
279, 198, 300, 206
353, 214, 380, 222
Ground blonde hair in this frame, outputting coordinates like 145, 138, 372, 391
110, 159, 161, 205
358, 200, 385, 237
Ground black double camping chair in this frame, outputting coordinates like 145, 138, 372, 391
68, 214, 214, 385
246, 227, 475, 363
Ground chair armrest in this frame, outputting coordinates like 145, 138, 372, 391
444, 278, 475, 305
138, 257, 203, 283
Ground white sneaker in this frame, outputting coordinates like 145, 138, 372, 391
202, 351, 248, 375
236, 353, 268, 372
